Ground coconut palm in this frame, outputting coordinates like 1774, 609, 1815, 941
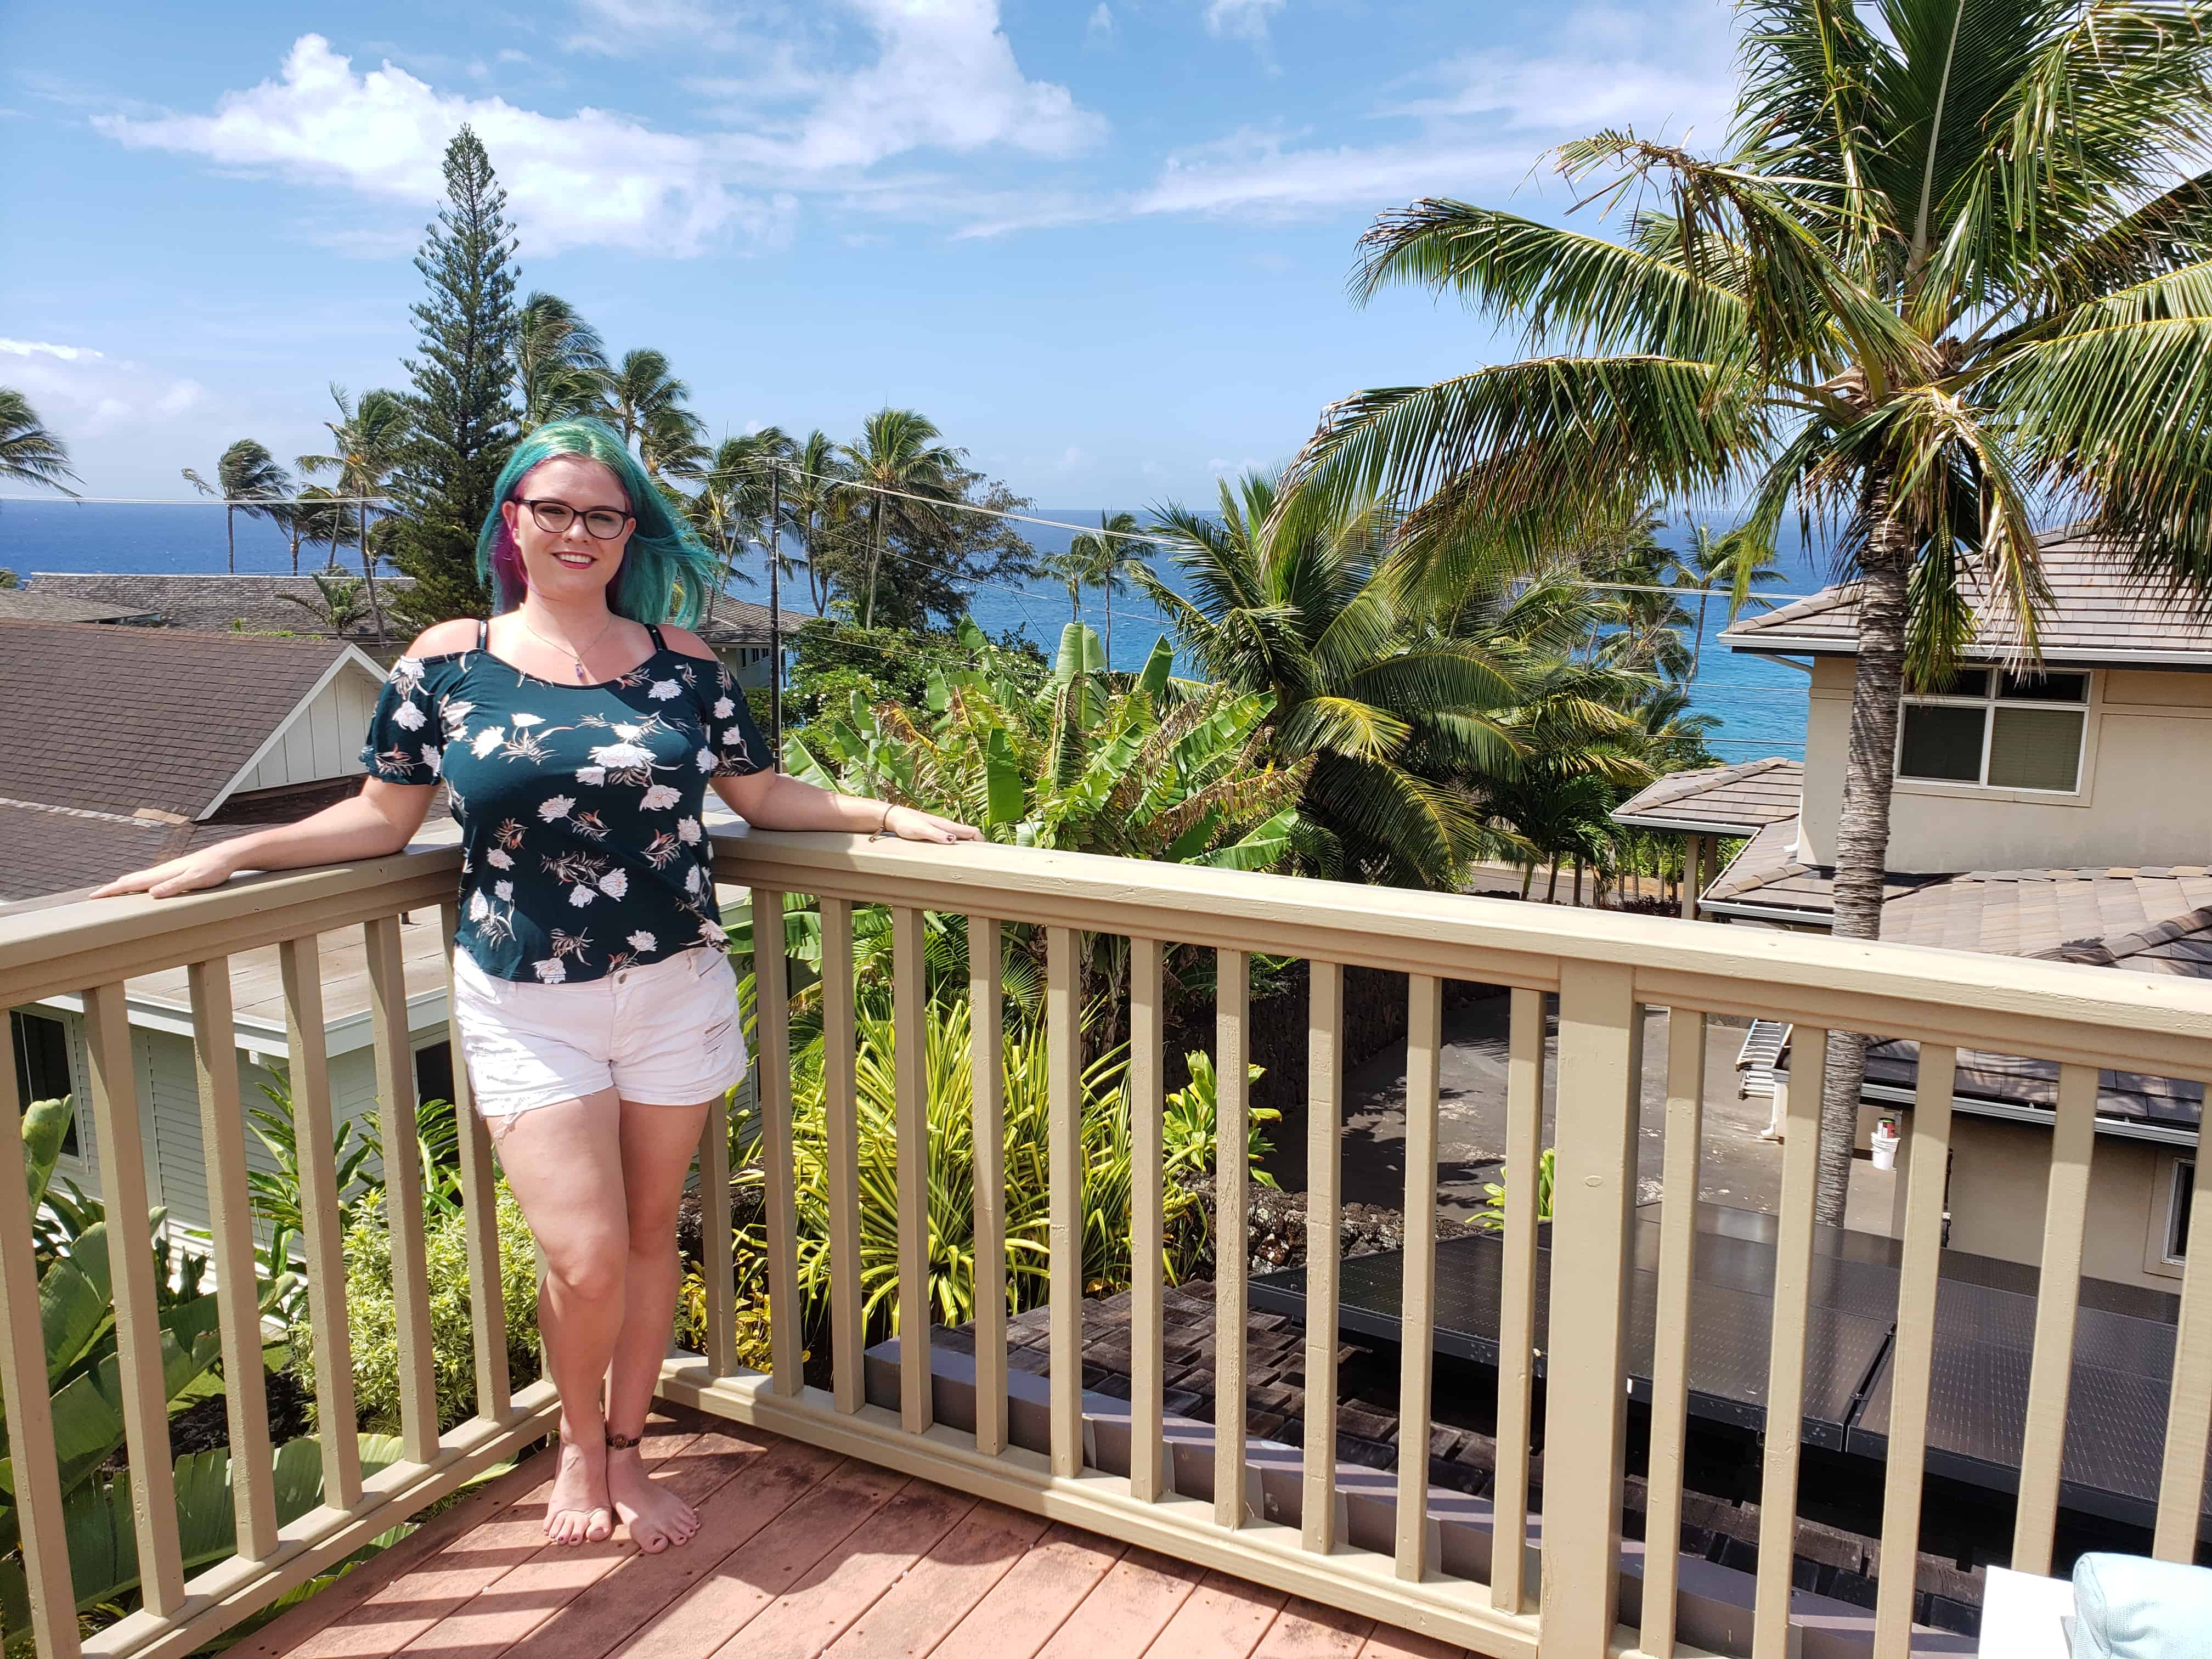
182, 440, 290, 574
514, 291, 610, 427
1282, 0, 2212, 1221
601, 348, 704, 479
689, 428, 797, 626
300, 386, 409, 640
1669, 517, 1786, 679
0, 387, 80, 494
1142, 472, 1543, 888
783, 430, 848, 615
838, 408, 966, 629
277, 571, 371, 636
1066, 510, 1156, 664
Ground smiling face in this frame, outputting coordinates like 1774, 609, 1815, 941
499, 455, 635, 606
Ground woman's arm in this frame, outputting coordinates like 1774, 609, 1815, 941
88, 780, 442, 899
710, 768, 979, 844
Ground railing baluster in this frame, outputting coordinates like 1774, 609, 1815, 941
821, 896, 864, 1415
1873, 1044, 1957, 1657
755, 887, 803, 1396
2013, 1060, 2096, 1575
893, 905, 932, 1432
281, 935, 361, 1508
188, 957, 280, 1562
1047, 926, 1082, 1478
1131, 934, 1167, 1500
1301, 960, 1344, 1551
1541, 962, 1643, 1655
2154, 1135, 2212, 1561
83, 981, 187, 1616
1396, 974, 1442, 1582
440, 905, 509, 1424
698, 1038, 736, 1379
0, 1006, 83, 1659
969, 915, 1008, 1451
1640, 1005, 1706, 1656
1491, 984, 1544, 1615
1753, 1025, 1828, 1659
1215, 947, 1251, 1528
364, 915, 438, 1464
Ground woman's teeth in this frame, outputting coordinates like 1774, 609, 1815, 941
554, 552, 594, 568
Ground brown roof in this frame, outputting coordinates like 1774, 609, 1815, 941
0, 589, 161, 624
1611, 757, 1804, 836
0, 620, 361, 821
1702, 818, 1938, 913
1719, 528, 2212, 666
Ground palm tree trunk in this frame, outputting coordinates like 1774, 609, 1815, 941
1105, 585, 1114, 665
1521, 863, 1536, 900
1572, 857, 1584, 907
1692, 591, 1710, 678
225, 505, 236, 575
1544, 858, 1561, 903
289, 518, 302, 577
861, 499, 885, 630
360, 503, 386, 643
1815, 469, 1914, 1227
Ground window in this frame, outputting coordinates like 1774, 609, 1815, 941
9, 1011, 78, 1157
1897, 669, 2089, 792
2170, 1158, 2197, 1263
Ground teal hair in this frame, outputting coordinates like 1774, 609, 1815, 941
477, 417, 717, 625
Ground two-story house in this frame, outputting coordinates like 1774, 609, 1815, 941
1611, 531, 2209, 1291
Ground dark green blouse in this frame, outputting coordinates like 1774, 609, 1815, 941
360, 623, 769, 985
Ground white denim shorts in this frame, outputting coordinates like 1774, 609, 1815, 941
450, 945, 748, 1119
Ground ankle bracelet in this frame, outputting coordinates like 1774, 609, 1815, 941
605, 1431, 645, 1450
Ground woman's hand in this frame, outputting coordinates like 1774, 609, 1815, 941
882, 804, 983, 845
90, 845, 242, 900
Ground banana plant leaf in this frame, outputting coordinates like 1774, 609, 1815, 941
16, 1098, 71, 1212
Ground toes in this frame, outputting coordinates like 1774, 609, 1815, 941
586, 1508, 614, 1543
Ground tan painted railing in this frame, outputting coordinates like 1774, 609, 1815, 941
3, 830, 2210, 1659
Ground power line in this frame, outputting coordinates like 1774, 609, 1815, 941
2, 493, 392, 506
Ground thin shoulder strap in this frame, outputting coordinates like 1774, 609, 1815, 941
645, 622, 667, 651
476, 618, 489, 651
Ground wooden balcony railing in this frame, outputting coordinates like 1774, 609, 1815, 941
2, 828, 2209, 1659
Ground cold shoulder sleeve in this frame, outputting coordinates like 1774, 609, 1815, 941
701, 658, 770, 779
359, 656, 449, 783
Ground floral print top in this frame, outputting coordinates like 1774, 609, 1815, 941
360, 622, 769, 985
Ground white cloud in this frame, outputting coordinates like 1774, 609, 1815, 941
1, 338, 206, 437
1135, 127, 1526, 218
94, 10, 1103, 256
1205, 0, 1284, 43
1087, 4, 1115, 42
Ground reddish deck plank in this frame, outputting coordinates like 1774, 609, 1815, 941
821, 1499, 1052, 1659
1138, 1568, 1287, 1659
1032, 1545, 1202, 1659
926, 1522, 1128, 1658
1250, 1597, 1377, 1658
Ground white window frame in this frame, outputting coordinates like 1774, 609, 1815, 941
2168, 1156, 2196, 1265
1895, 667, 2092, 795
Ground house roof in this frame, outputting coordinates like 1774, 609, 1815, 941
0, 619, 380, 823
1702, 817, 1939, 914
1610, 757, 1805, 836
1718, 529, 2212, 667
0, 588, 161, 624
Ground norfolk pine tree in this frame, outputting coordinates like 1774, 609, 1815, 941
391, 125, 519, 625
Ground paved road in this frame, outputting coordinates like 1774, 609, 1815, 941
1265, 991, 1790, 1223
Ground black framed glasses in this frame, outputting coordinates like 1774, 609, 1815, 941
518, 498, 633, 540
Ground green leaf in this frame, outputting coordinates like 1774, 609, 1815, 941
17, 1097, 72, 1211
1135, 636, 1174, 697
983, 727, 1025, 827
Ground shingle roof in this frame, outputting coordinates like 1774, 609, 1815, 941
1703, 818, 1938, 912
0, 620, 357, 820
1610, 757, 1804, 835
1718, 528, 2212, 665
0, 589, 161, 624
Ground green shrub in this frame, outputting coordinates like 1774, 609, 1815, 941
1162, 1051, 1278, 1188
1477, 1147, 1556, 1232
287, 1183, 539, 1433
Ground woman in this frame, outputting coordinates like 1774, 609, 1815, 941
94, 417, 978, 1554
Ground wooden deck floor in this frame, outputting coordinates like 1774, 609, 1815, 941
234, 1406, 1484, 1659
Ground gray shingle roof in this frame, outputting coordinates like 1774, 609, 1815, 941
0, 589, 161, 624
1610, 757, 1804, 835
1719, 528, 2212, 665
0, 619, 355, 821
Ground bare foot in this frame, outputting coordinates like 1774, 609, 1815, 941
606, 1442, 699, 1553
545, 1424, 613, 1545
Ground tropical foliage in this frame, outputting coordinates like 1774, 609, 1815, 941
0, 387, 78, 494
182, 439, 290, 576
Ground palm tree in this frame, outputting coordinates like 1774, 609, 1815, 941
838, 409, 966, 629
292, 487, 357, 577
0, 388, 80, 494
600, 348, 704, 478
514, 291, 610, 427
1066, 510, 1155, 665
1669, 518, 1785, 679
300, 386, 409, 640
689, 428, 796, 626
277, 571, 371, 637
1142, 472, 1542, 889
784, 430, 848, 616
1281, 0, 2212, 1222
182, 440, 290, 574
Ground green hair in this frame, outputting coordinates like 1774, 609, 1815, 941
478, 417, 717, 625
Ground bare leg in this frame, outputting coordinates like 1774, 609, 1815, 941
489, 1089, 627, 1544
602, 1093, 715, 1552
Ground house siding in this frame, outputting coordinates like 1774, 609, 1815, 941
235, 665, 382, 794
1797, 657, 2212, 871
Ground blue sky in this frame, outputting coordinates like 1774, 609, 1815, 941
1, 0, 1739, 504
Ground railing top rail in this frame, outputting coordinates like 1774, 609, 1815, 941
714, 828, 2212, 1076
0, 848, 462, 1007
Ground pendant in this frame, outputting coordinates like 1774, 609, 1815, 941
574, 661, 587, 682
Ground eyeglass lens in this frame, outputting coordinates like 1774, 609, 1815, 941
526, 500, 629, 539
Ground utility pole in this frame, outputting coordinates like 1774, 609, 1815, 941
768, 463, 784, 771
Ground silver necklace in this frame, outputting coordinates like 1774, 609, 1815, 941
518, 610, 619, 682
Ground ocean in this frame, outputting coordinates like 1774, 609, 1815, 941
0, 499, 1821, 759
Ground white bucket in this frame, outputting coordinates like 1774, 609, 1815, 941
1870, 1126, 1900, 1171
